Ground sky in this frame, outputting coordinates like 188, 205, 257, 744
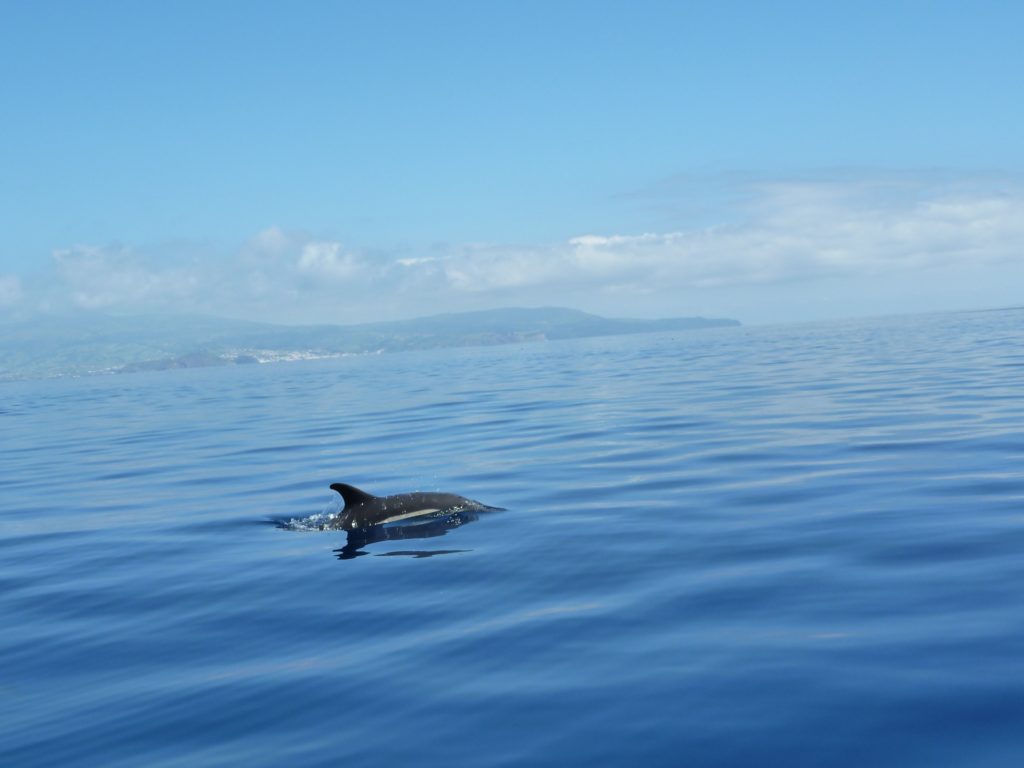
1, 0, 1023, 326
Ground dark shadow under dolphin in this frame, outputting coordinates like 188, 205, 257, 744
333, 508, 481, 559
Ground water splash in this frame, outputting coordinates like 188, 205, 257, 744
275, 496, 343, 531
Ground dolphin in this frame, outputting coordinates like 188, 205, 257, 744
328, 483, 503, 531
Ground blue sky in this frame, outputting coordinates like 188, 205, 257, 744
2, 1, 1023, 324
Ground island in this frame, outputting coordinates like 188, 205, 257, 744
0, 306, 740, 381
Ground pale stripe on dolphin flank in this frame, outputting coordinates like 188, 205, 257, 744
377, 508, 440, 525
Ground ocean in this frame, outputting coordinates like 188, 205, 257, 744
3, 309, 1024, 767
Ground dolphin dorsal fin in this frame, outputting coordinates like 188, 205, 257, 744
330, 483, 377, 510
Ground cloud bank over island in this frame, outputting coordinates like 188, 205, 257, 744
6, 177, 1024, 324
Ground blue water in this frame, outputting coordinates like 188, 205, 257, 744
3, 310, 1024, 766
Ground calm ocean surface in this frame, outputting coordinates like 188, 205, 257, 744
3, 309, 1024, 767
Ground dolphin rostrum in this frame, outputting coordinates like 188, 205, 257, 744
328, 483, 503, 530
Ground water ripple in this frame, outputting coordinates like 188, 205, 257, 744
3, 310, 1024, 766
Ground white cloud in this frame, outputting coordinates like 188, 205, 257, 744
0, 274, 22, 307
22, 177, 1024, 323
35, 230, 381, 321
250, 226, 291, 253
51, 245, 199, 309
297, 241, 364, 280
438, 182, 1024, 297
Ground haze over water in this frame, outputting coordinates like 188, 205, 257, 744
3, 308, 1024, 766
